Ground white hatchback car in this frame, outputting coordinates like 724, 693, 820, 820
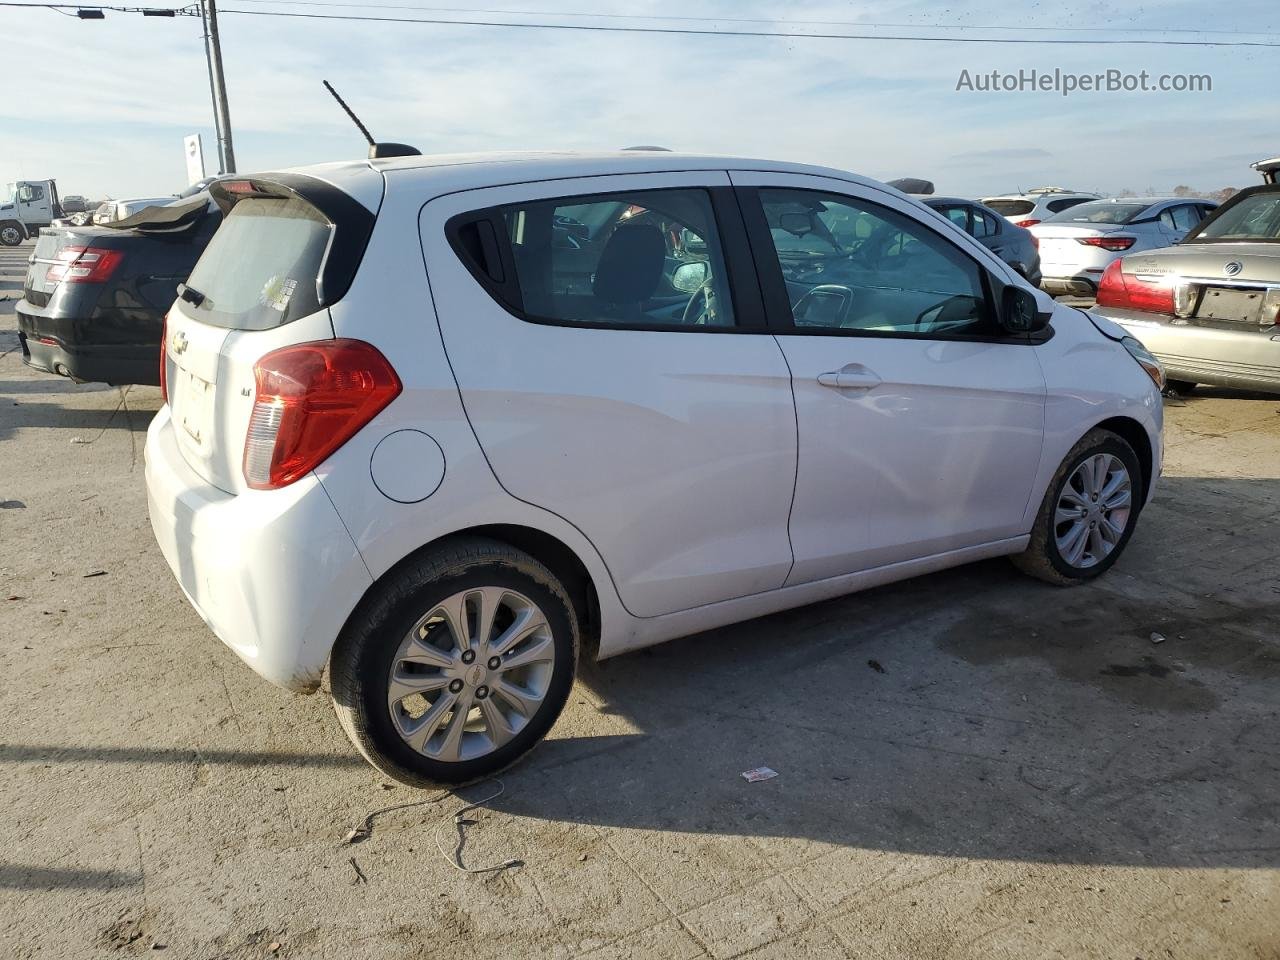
146, 152, 1165, 785
1031, 197, 1218, 296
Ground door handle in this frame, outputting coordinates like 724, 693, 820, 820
817, 366, 882, 391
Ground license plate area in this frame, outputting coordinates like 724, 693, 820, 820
175, 368, 214, 445
1196, 287, 1263, 324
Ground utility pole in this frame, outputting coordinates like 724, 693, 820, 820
200, 0, 236, 174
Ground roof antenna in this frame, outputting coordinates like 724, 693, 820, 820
323, 80, 421, 160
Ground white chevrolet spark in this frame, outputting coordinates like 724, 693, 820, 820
146, 151, 1164, 786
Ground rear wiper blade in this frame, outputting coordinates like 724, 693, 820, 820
177, 283, 208, 308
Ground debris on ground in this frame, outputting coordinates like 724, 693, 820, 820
1150, 632, 1166, 644
741, 767, 778, 783
348, 857, 367, 885
0, 499, 25, 509
83, 570, 108, 578
867, 659, 886, 673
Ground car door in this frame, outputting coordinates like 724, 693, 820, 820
731, 171, 1047, 584
420, 172, 798, 618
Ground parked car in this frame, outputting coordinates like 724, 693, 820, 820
61, 195, 89, 214
1031, 198, 1217, 297
17, 193, 220, 385
981, 188, 1100, 228
92, 196, 176, 225
920, 196, 1042, 285
147, 153, 1164, 785
1092, 179, 1280, 395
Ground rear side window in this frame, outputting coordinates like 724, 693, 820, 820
1046, 197, 1091, 213
184, 196, 331, 330
984, 199, 1034, 217
453, 188, 737, 329
973, 209, 1000, 238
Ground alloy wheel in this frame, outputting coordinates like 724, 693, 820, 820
386, 587, 556, 763
1053, 453, 1132, 569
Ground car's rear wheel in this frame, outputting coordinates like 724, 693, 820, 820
330, 538, 579, 786
1165, 379, 1197, 396
1012, 428, 1142, 585
0, 222, 23, 246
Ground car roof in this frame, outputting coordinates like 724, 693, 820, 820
919, 196, 982, 206
271, 150, 893, 211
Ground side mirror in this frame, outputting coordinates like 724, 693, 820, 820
672, 261, 710, 293
1001, 284, 1049, 334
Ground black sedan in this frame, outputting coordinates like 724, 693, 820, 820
920, 196, 1043, 287
17, 194, 220, 386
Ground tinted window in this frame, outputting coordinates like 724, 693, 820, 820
496, 188, 735, 328
938, 205, 970, 233
973, 209, 1000, 238
1047, 201, 1149, 225
985, 199, 1034, 217
1164, 204, 1201, 231
183, 196, 330, 330
759, 189, 991, 337
1195, 193, 1280, 241
1046, 197, 1091, 213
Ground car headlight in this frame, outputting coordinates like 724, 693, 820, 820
1121, 336, 1165, 390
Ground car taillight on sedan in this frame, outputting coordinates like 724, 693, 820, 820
1077, 235, 1136, 251
45, 246, 124, 283
1096, 259, 1174, 314
1013, 218, 1041, 228
243, 339, 401, 490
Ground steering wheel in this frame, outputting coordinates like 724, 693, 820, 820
681, 278, 716, 325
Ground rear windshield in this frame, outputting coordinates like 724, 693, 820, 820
183, 196, 332, 330
983, 199, 1034, 216
1045, 201, 1149, 225
1195, 192, 1280, 242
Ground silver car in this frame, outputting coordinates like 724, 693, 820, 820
1090, 159, 1280, 395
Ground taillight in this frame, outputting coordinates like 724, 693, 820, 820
1013, 218, 1041, 228
45, 246, 124, 283
1096, 259, 1174, 314
243, 339, 401, 490
1077, 235, 1136, 251
159, 316, 168, 404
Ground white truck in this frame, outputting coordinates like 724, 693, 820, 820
1, 179, 64, 246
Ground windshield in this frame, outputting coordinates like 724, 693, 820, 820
1194, 192, 1280, 242
983, 199, 1034, 216
184, 196, 332, 329
1045, 201, 1149, 225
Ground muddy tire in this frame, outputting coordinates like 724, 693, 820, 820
1012, 428, 1143, 586
330, 537, 579, 787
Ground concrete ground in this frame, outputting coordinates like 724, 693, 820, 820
1, 241, 1278, 959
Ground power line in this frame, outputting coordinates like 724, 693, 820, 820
221, 0, 1280, 40
3, 1, 1277, 45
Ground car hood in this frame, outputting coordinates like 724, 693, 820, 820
1119, 242, 1280, 281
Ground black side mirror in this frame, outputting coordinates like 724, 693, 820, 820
1001, 284, 1049, 334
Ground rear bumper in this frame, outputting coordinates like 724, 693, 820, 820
144, 406, 374, 692
16, 298, 161, 386
1095, 307, 1280, 395
1041, 272, 1104, 297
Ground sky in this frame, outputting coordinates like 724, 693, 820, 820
1, 0, 1276, 201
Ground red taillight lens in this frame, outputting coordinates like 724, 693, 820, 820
45, 246, 124, 284
1096, 259, 1175, 314
159, 316, 168, 404
1077, 235, 1137, 251
1013, 218, 1041, 228
243, 339, 401, 490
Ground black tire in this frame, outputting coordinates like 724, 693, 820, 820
330, 537, 579, 787
0, 222, 23, 246
1011, 428, 1142, 586
1165, 379, 1198, 396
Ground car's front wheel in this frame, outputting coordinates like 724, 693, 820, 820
0, 222, 24, 246
1012, 428, 1142, 585
330, 538, 579, 786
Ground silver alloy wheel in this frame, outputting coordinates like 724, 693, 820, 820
1054, 453, 1132, 569
387, 586, 556, 763
0, 225, 21, 246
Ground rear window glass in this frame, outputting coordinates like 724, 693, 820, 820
183, 196, 332, 330
1045, 201, 1149, 225
1195, 192, 1280, 241
984, 199, 1034, 216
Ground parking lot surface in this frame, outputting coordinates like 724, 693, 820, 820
2, 241, 1279, 959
